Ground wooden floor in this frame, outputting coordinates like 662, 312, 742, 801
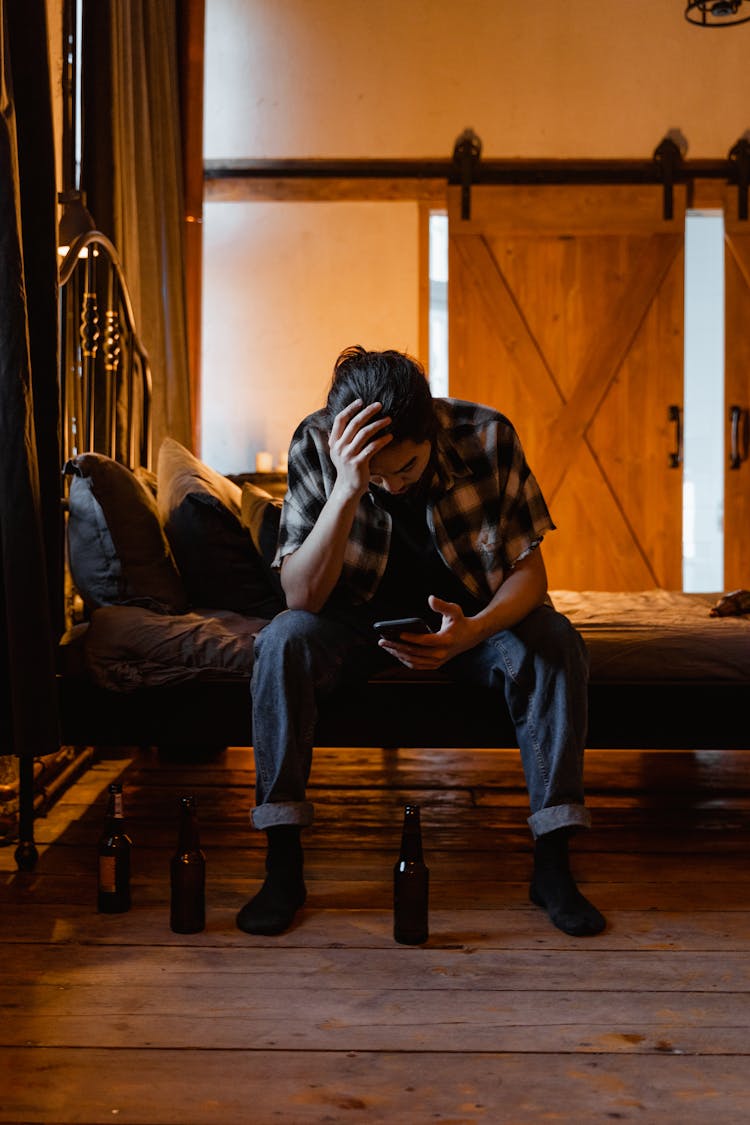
2, 742, 750, 1124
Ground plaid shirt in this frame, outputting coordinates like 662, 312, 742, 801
275, 398, 555, 606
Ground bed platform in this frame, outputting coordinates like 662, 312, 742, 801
55, 588, 749, 754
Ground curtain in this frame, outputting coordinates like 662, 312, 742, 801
82, 0, 193, 457
0, 0, 60, 758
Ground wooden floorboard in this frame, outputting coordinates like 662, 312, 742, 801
2, 745, 750, 1123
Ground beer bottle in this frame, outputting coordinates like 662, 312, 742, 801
97, 782, 132, 913
170, 795, 206, 933
393, 804, 429, 945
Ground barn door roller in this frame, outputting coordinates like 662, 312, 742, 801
452, 128, 482, 220
653, 135, 685, 221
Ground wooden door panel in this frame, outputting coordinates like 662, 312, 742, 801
533, 234, 682, 503
449, 233, 559, 451
545, 442, 658, 588
585, 249, 685, 587
452, 183, 686, 235
448, 185, 685, 590
724, 227, 750, 589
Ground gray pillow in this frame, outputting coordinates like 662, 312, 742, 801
157, 437, 285, 617
65, 453, 187, 614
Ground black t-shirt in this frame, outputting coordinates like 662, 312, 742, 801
356, 479, 485, 630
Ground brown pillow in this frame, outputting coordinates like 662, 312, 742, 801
240, 481, 284, 600
157, 437, 284, 617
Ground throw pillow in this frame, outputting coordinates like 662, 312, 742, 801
65, 453, 187, 614
157, 437, 285, 618
709, 589, 750, 617
240, 481, 284, 600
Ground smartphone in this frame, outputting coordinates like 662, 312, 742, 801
373, 616, 434, 642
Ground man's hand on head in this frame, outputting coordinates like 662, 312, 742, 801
328, 399, 392, 501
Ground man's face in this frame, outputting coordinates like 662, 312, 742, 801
368, 438, 432, 496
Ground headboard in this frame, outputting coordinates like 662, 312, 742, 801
59, 231, 152, 474
58, 232, 153, 635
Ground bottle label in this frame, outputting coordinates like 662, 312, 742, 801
99, 855, 117, 893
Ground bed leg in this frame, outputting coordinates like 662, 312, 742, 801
14, 754, 38, 872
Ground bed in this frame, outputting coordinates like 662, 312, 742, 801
56, 589, 749, 754
15, 228, 748, 870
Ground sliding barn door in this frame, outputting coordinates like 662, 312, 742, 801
724, 213, 750, 589
448, 185, 686, 590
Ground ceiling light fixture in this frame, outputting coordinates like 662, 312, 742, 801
685, 0, 750, 26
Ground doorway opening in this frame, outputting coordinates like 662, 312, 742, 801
683, 211, 724, 592
428, 211, 448, 398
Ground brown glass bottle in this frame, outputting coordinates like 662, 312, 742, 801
170, 795, 206, 933
97, 782, 132, 913
393, 804, 429, 945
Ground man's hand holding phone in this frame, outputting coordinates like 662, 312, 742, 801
374, 598, 480, 670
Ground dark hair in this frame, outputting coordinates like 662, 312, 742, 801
326, 345, 437, 445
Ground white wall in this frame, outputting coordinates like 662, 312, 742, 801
202, 0, 750, 470
205, 0, 750, 160
201, 199, 418, 472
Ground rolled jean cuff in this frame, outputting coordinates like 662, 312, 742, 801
251, 800, 315, 831
527, 803, 591, 839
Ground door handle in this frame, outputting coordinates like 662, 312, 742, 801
729, 404, 749, 470
668, 404, 682, 468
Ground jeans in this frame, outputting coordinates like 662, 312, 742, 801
249, 603, 591, 838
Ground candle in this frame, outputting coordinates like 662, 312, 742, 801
255, 451, 273, 473
276, 451, 289, 472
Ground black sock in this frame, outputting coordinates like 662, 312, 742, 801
529, 827, 606, 937
236, 825, 307, 936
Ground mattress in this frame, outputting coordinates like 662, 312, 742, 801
69, 589, 750, 692
551, 589, 750, 683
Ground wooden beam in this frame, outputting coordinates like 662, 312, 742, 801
205, 177, 447, 204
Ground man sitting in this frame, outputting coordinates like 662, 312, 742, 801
237, 345, 605, 939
